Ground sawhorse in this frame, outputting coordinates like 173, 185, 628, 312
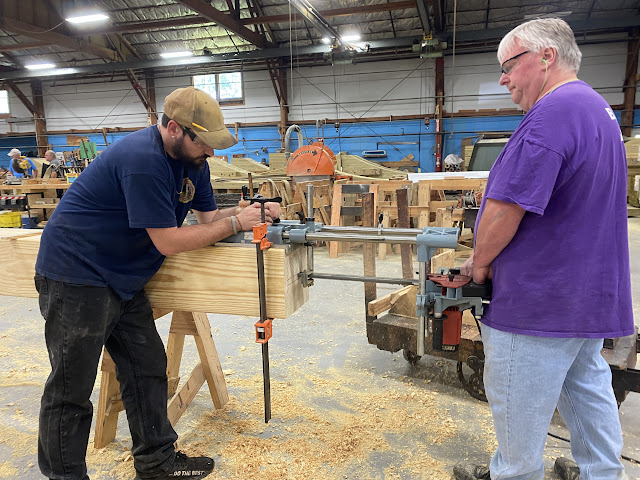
94, 310, 228, 448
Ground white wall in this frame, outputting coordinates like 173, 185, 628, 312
0, 40, 636, 135
288, 58, 435, 120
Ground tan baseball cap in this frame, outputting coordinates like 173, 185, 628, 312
163, 87, 238, 150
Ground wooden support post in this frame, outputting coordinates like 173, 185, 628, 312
30, 79, 48, 157
417, 182, 431, 228
396, 188, 414, 279
94, 310, 228, 448
362, 192, 377, 322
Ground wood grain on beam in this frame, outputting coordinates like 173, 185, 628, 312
5, 79, 37, 115
0, 232, 309, 319
2, 17, 119, 61
241, 0, 416, 25
178, 0, 272, 48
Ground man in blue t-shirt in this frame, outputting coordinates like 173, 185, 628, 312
34, 87, 279, 480
453, 19, 632, 480
8, 148, 38, 178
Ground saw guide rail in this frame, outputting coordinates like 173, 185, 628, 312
241, 184, 640, 406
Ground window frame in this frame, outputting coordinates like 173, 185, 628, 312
193, 72, 244, 106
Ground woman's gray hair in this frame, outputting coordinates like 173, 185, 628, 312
497, 18, 582, 73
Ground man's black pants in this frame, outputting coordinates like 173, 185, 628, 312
35, 274, 178, 480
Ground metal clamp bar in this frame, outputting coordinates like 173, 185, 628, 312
312, 272, 418, 285
320, 225, 423, 235
288, 232, 418, 244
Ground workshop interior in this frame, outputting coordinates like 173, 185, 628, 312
0, 0, 639, 479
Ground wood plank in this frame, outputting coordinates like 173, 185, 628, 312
193, 312, 228, 408
367, 285, 414, 317
0, 232, 308, 319
167, 363, 206, 426
363, 193, 377, 322
329, 183, 342, 258
396, 188, 414, 279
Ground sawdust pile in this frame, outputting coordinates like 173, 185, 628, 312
83, 366, 464, 480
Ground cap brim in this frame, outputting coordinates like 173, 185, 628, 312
195, 128, 238, 150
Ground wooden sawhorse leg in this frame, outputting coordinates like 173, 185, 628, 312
94, 310, 228, 448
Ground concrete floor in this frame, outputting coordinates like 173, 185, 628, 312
0, 219, 639, 479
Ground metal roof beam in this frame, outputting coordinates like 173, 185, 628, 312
449, 16, 640, 42
428, 0, 444, 33
241, 1, 416, 25
0, 36, 422, 80
176, 0, 273, 49
415, 0, 432, 34
288, 0, 344, 47
1, 17, 119, 61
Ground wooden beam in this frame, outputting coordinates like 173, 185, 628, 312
367, 285, 414, 317
0, 232, 308, 319
0, 42, 50, 52
241, 1, 416, 25
2, 17, 119, 62
177, 0, 272, 48
30, 78, 48, 157
5, 79, 36, 115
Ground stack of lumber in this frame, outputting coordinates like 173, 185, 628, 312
625, 138, 640, 163
207, 157, 254, 178
229, 156, 270, 174
336, 153, 406, 179
0, 230, 308, 319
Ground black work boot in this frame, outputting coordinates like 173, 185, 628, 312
453, 462, 491, 480
135, 451, 214, 479
554, 457, 580, 480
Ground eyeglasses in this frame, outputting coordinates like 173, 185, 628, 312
182, 126, 208, 148
501, 50, 529, 75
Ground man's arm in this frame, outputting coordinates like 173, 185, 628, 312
147, 202, 282, 256
472, 198, 526, 284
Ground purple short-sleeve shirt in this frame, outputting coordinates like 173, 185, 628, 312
477, 80, 634, 338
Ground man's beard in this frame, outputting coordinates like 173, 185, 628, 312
173, 137, 208, 170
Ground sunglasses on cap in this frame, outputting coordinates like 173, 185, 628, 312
501, 50, 530, 75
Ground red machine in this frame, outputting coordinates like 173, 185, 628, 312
284, 124, 337, 182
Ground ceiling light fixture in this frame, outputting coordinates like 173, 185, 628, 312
342, 34, 361, 42
66, 13, 110, 24
160, 51, 194, 59
25, 63, 56, 70
321, 37, 331, 44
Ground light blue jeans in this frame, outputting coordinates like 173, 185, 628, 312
482, 324, 627, 480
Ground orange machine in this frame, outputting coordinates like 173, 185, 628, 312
284, 124, 337, 182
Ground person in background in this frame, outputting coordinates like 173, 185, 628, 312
34, 86, 280, 480
43, 149, 61, 179
8, 148, 38, 179
453, 18, 632, 480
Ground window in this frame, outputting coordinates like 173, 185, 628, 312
193, 72, 243, 105
0, 90, 9, 116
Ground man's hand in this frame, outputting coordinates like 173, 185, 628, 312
472, 264, 493, 284
264, 202, 281, 221
235, 202, 280, 230
460, 252, 474, 276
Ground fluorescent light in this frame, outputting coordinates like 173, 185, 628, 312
25, 63, 56, 70
321, 37, 331, 44
66, 13, 109, 24
342, 34, 361, 42
160, 51, 193, 58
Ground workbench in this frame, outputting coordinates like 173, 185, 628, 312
0, 182, 70, 226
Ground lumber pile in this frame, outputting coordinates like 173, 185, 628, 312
0, 230, 308, 319
207, 156, 253, 178
336, 153, 407, 179
229, 156, 270, 174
